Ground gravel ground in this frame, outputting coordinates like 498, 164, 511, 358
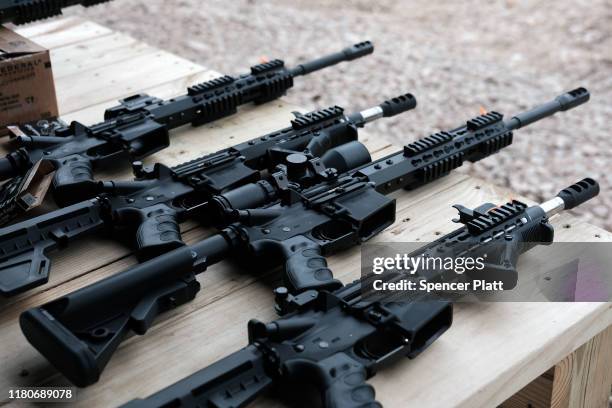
68, 0, 612, 230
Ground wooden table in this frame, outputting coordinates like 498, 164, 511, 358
0, 18, 610, 408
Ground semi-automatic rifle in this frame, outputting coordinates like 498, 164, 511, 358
0, 93, 416, 296
0, 0, 110, 25
118, 177, 600, 408
0, 41, 374, 223
18, 88, 590, 386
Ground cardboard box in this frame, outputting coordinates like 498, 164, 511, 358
0, 25, 58, 134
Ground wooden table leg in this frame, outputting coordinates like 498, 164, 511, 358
501, 325, 612, 408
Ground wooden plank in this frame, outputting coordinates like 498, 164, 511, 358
51, 32, 158, 79
503, 325, 612, 408
16, 17, 112, 49
54, 51, 203, 114
555, 325, 612, 408
14, 16, 84, 38
499, 369, 555, 408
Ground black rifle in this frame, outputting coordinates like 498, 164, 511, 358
0, 93, 416, 296
0, 0, 110, 25
18, 89, 589, 387
118, 178, 600, 408
0, 41, 374, 222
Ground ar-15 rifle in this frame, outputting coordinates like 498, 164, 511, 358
0, 93, 416, 296
0, 41, 374, 223
0, 0, 110, 25
18, 89, 590, 387
117, 178, 600, 408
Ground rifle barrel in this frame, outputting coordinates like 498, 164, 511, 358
507, 87, 589, 130
289, 41, 373, 76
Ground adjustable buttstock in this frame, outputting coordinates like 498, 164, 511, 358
0, 199, 104, 296
0, 246, 51, 296
120, 346, 272, 408
20, 245, 200, 386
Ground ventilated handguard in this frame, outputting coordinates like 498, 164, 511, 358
19, 244, 203, 387
0, 0, 112, 25
0, 199, 104, 296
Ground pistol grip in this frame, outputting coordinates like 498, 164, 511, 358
284, 354, 380, 408
281, 236, 342, 294
52, 155, 97, 206
135, 205, 184, 260
322, 358, 380, 408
